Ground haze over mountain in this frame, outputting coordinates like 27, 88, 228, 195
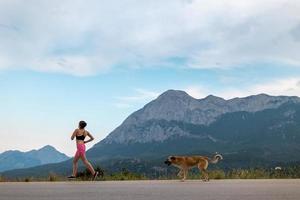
0, 145, 69, 172
2, 90, 300, 178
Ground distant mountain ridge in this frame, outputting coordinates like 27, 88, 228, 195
103, 90, 300, 144
0, 145, 69, 172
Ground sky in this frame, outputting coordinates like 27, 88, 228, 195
0, 0, 300, 156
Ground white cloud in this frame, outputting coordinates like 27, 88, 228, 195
202, 77, 300, 99
185, 85, 208, 99
117, 89, 160, 102
33, 55, 111, 76
247, 77, 300, 97
116, 78, 300, 108
0, 0, 299, 75
114, 88, 160, 108
183, 76, 300, 100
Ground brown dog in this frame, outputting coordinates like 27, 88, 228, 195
164, 153, 223, 181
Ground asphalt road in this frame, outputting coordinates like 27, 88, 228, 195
1, 179, 300, 200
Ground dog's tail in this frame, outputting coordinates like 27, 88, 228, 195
209, 153, 223, 164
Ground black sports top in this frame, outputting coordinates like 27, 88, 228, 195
76, 131, 86, 141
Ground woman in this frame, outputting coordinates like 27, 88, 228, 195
68, 121, 98, 180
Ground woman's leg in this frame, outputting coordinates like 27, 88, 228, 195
72, 155, 80, 176
80, 154, 96, 175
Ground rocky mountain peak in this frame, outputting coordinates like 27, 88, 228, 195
102, 90, 300, 144
201, 95, 226, 105
157, 90, 192, 100
39, 145, 56, 151
203, 94, 224, 100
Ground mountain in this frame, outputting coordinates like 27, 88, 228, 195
0, 145, 69, 172
2, 90, 300, 178
87, 90, 300, 163
101, 90, 300, 144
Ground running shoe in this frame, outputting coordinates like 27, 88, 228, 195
67, 175, 76, 179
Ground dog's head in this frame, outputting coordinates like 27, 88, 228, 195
164, 156, 176, 166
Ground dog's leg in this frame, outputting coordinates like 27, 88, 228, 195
203, 159, 209, 181
202, 169, 209, 182
181, 168, 188, 182
197, 167, 205, 181
177, 169, 183, 178
198, 160, 209, 182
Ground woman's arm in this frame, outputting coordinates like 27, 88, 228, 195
84, 131, 94, 144
71, 129, 78, 140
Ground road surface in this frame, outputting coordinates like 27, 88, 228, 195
1, 179, 300, 200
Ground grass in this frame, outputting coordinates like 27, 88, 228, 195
2, 166, 300, 182
49, 172, 59, 182
186, 168, 297, 179
0, 175, 6, 182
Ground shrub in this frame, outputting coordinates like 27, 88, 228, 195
107, 168, 147, 181
210, 170, 226, 179
0, 175, 5, 182
24, 177, 31, 182
49, 173, 58, 182
95, 166, 105, 178
76, 169, 91, 181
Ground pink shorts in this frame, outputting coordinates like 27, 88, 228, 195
75, 143, 86, 158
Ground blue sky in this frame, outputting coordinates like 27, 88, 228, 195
0, 0, 300, 156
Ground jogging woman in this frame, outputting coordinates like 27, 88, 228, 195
68, 121, 98, 180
